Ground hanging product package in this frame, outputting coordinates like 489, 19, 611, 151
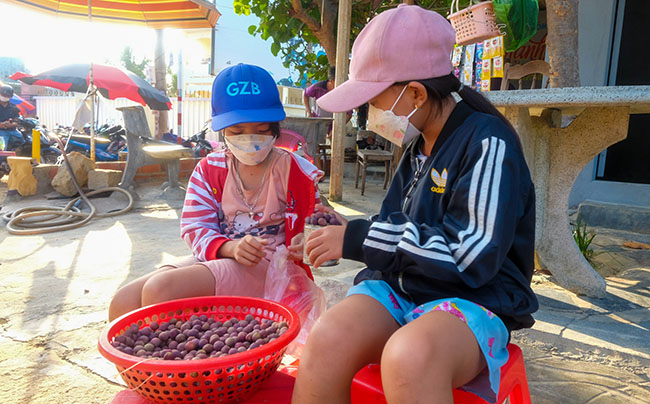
264, 245, 327, 357
491, 0, 539, 52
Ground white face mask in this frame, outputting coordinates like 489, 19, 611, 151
224, 134, 275, 166
367, 86, 421, 147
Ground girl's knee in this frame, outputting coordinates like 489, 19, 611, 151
141, 272, 174, 306
305, 311, 349, 354
382, 327, 449, 380
108, 285, 140, 321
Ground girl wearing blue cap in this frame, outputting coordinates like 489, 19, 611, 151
109, 64, 322, 321
293, 5, 537, 404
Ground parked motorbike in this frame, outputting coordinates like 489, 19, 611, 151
181, 121, 213, 157
160, 121, 213, 158
55, 124, 127, 161
0, 117, 61, 176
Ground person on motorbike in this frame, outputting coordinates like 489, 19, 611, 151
0, 85, 21, 135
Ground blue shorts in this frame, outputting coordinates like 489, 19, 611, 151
347, 280, 509, 403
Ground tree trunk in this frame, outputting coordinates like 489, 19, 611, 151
154, 29, 168, 139
546, 0, 580, 87
290, 0, 338, 65
329, 0, 352, 201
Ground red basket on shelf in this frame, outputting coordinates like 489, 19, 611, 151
98, 296, 300, 404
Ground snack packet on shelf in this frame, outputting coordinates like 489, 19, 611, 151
452, 45, 463, 67
492, 56, 504, 78
483, 39, 493, 59
474, 42, 484, 88
481, 58, 492, 81
462, 44, 476, 86
493, 36, 505, 57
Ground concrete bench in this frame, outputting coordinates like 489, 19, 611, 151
117, 106, 193, 199
486, 85, 650, 297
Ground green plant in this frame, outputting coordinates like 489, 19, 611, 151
572, 214, 596, 261
233, 1, 466, 85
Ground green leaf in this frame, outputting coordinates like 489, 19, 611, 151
248, 25, 257, 35
271, 42, 281, 56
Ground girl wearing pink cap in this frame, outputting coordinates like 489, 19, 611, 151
295, 5, 538, 404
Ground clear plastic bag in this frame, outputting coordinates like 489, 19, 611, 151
264, 245, 326, 356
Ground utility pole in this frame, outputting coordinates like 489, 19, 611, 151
154, 29, 168, 139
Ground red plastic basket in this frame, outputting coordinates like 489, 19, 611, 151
98, 296, 300, 404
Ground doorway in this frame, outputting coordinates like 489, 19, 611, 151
595, 0, 650, 184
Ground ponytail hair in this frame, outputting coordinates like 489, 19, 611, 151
397, 74, 517, 136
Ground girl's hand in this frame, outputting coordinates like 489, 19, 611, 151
219, 235, 269, 266
314, 204, 348, 225
305, 224, 346, 268
287, 233, 305, 262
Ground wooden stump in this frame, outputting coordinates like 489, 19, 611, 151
7, 157, 37, 196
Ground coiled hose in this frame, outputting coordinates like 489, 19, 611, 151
2, 135, 134, 235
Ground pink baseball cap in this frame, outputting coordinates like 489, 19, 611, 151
317, 4, 456, 113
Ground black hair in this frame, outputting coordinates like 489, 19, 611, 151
270, 121, 281, 138
328, 66, 336, 81
220, 121, 281, 138
397, 74, 517, 136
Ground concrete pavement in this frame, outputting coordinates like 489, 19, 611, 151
0, 173, 649, 404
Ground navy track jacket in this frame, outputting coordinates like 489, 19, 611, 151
343, 101, 538, 331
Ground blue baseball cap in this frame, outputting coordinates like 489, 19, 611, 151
211, 63, 286, 131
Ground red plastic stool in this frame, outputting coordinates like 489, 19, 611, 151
110, 345, 529, 404
351, 344, 531, 404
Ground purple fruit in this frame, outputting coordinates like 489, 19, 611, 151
225, 337, 237, 347
185, 340, 198, 351
329, 217, 339, 225
317, 218, 328, 226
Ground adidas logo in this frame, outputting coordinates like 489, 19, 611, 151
430, 168, 447, 194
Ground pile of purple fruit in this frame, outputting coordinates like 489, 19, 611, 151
305, 211, 341, 226
111, 314, 288, 360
